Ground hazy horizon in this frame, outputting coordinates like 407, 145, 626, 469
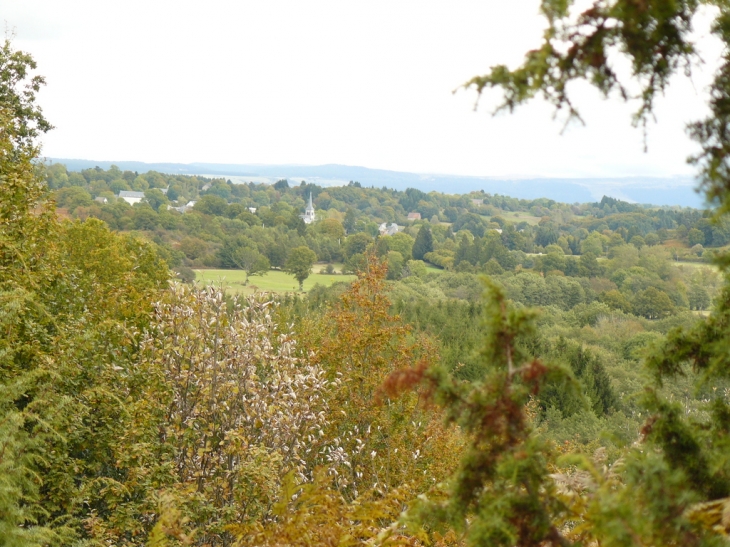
45, 156, 704, 207
6, 1, 724, 182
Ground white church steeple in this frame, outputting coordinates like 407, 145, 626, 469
301, 192, 316, 224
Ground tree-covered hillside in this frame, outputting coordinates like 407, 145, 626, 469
45, 161, 724, 318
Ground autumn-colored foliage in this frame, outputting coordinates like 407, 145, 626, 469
305, 254, 461, 499
230, 470, 421, 547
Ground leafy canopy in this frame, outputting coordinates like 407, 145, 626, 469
285, 245, 317, 290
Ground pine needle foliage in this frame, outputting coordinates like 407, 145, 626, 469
387, 280, 576, 546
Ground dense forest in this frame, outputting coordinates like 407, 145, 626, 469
7, 1, 730, 543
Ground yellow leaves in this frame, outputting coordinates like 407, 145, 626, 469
86, 259, 462, 546
685, 497, 730, 537
428, 529, 461, 547
232, 468, 424, 547
146, 492, 195, 547
272, 470, 299, 518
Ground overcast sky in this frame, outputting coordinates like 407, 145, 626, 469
3, 1, 724, 178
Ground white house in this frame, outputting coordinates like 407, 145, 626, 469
118, 190, 145, 205
378, 223, 401, 236
168, 200, 197, 213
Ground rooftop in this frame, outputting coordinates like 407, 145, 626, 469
118, 190, 145, 198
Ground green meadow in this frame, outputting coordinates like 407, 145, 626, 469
502, 211, 544, 225
194, 267, 357, 295
673, 260, 717, 271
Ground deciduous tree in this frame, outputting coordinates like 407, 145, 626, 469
305, 254, 460, 498
285, 245, 317, 290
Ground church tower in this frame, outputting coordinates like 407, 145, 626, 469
301, 192, 316, 224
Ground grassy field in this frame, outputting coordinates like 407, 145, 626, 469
312, 263, 346, 274
501, 211, 543, 225
194, 268, 356, 295
674, 261, 718, 272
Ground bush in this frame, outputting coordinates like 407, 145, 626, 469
174, 265, 196, 283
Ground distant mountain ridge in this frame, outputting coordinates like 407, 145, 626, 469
46, 158, 705, 208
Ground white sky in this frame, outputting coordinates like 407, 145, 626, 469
3, 0, 724, 178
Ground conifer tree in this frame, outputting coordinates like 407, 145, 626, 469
412, 224, 433, 261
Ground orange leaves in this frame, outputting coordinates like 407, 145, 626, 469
304, 253, 460, 499
377, 358, 430, 403
99, 256, 461, 545
312, 254, 428, 402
